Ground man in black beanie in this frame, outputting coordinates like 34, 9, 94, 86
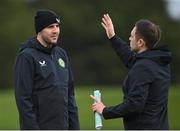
13, 9, 80, 130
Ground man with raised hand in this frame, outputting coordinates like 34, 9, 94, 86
91, 14, 172, 130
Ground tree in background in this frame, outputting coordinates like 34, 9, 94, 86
0, 0, 179, 89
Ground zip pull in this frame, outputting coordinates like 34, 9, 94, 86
51, 54, 54, 59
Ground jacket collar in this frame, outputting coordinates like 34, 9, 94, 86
20, 37, 57, 54
136, 49, 172, 66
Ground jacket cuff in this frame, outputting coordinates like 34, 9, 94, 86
109, 35, 118, 43
102, 107, 110, 119
109, 35, 124, 49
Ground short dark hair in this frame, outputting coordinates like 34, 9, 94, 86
135, 19, 161, 49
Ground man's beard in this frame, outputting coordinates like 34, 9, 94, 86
44, 37, 58, 46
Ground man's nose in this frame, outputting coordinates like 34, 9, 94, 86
53, 26, 59, 32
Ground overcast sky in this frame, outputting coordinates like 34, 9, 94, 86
165, 0, 180, 21
24, 0, 180, 21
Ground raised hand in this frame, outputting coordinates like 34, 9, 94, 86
101, 14, 115, 39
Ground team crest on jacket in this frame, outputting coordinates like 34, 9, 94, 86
58, 58, 65, 68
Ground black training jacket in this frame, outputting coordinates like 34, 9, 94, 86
102, 35, 172, 130
13, 37, 80, 130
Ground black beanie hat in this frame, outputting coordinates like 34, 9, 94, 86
34, 9, 60, 34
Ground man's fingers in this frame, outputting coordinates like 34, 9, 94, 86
101, 22, 107, 30
103, 14, 110, 22
106, 13, 112, 22
90, 95, 99, 102
103, 14, 108, 20
92, 103, 96, 106
90, 95, 95, 99
90, 95, 97, 101
102, 17, 107, 26
102, 14, 113, 28
92, 107, 96, 112
91, 103, 97, 112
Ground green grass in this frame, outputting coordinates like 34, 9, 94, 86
76, 86, 124, 129
0, 90, 19, 129
168, 85, 180, 129
0, 85, 180, 129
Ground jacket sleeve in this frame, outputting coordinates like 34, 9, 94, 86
102, 63, 153, 119
110, 35, 136, 68
13, 53, 39, 129
67, 59, 80, 130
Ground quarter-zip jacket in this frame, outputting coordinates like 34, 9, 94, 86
13, 37, 80, 130
102, 35, 172, 130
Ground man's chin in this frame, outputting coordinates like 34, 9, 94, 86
50, 40, 58, 44
130, 48, 136, 52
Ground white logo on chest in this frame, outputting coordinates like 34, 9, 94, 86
39, 60, 46, 67
58, 58, 65, 68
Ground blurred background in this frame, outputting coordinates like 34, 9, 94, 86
0, 0, 180, 129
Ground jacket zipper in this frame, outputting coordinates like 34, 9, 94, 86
51, 54, 54, 60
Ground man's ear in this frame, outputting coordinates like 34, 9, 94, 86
138, 39, 145, 47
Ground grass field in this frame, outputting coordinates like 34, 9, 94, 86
0, 85, 180, 129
